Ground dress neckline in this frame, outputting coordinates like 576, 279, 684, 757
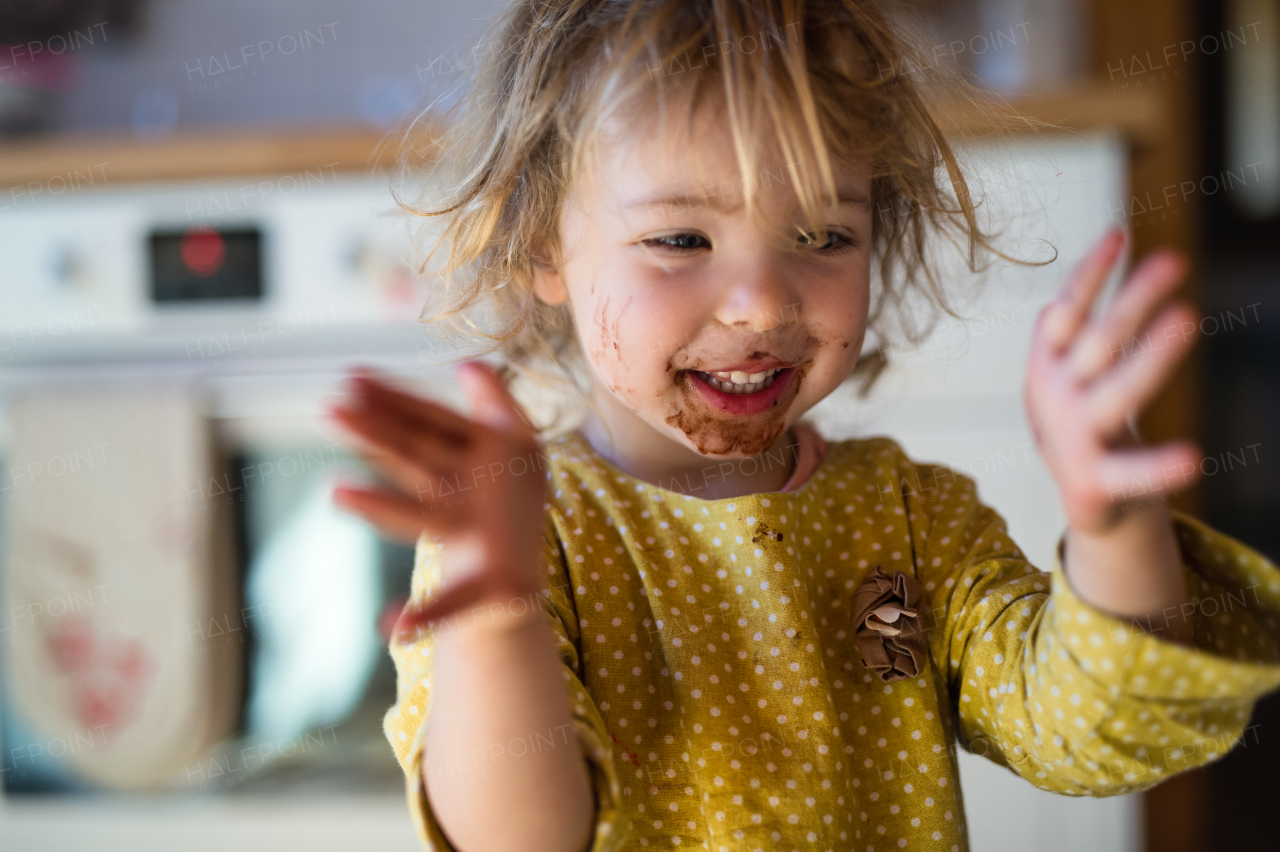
549, 423, 833, 506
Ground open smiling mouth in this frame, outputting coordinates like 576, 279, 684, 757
681, 366, 800, 417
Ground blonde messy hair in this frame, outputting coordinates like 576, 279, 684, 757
397, 0, 1024, 429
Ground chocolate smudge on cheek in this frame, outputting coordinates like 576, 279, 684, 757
590, 296, 628, 396
664, 362, 813, 456
592, 295, 613, 364
612, 296, 632, 359
595, 295, 647, 398
657, 357, 677, 398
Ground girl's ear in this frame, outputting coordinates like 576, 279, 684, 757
531, 252, 569, 305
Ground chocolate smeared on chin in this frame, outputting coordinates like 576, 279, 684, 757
850, 566, 927, 682
665, 363, 810, 456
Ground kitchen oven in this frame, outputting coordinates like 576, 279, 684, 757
0, 165, 463, 814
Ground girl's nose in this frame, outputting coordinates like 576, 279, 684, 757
712, 257, 798, 334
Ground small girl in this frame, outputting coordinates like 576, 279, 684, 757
328, 2, 1280, 851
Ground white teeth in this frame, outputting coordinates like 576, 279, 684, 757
697, 368, 783, 395
709, 367, 779, 381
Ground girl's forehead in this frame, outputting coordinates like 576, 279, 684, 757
585, 139, 870, 222
594, 103, 736, 173
588, 105, 869, 208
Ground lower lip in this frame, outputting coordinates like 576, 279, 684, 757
685, 368, 797, 416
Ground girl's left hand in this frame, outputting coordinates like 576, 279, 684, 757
1024, 228, 1201, 534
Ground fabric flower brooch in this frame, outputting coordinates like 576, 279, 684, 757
850, 566, 927, 682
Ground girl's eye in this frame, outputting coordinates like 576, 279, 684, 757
643, 233, 711, 252
642, 230, 854, 254
798, 229, 856, 254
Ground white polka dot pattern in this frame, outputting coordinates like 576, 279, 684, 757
383, 432, 1280, 852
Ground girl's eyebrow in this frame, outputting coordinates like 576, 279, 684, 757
624, 192, 737, 213
623, 191, 871, 214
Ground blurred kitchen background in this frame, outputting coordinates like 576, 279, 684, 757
0, 1, 1276, 851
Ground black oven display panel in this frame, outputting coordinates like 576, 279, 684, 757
149, 226, 263, 303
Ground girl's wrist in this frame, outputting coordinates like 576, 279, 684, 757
432, 584, 549, 645
1064, 500, 1191, 642
433, 604, 554, 674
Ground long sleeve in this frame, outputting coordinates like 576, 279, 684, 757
895, 448, 1280, 796
383, 508, 630, 851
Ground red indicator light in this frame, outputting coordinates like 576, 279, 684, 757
181, 227, 226, 277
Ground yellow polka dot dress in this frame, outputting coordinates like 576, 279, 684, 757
384, 431, 1280, 852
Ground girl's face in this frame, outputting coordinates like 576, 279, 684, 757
535, 105, 873, 458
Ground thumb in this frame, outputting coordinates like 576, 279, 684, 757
457, 361, 532, 435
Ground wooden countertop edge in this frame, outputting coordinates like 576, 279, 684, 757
0, 126, 402, 189
0, 85, 1165, 188
935, 84, 1170, 149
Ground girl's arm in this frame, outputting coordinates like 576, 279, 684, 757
1024, 229, 1201, 640
1018, 227, 1208, 637
423, 599, 595, 852
885, 231, 1280, 794
329, 363, 598, 852
895, 444, 1280, 797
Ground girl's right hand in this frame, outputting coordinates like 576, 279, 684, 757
328, 361, 549, 638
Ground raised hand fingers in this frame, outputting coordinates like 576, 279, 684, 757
1095, 440, 1202, 508
329, 391, 462, 483
348, 367, 474, 443
1040, 228, 1127, 354
332, 483, 463, 544
1087, 302, 1198, 437
1068, 249, 1188, 381
334, 436, 450, 507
